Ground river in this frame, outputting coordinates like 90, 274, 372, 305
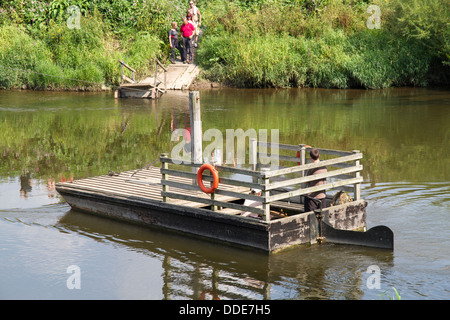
0, 87, 449, 300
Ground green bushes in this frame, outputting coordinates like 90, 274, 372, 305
197, 27, 432, 89
0, 18, 116, 89
0, 24, 58, 89
198, 0, 447, 89
0, 0, 447, 90
0, 0, 173, 90
197, 33, 306, 87
386, 0, 449, 66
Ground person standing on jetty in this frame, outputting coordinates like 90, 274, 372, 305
304, 148, 327, 213
180, 17, 195, 64
187, 1, 201, 47
168, 22, 183, 64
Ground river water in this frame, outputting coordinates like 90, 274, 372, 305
0, 88, 449, 300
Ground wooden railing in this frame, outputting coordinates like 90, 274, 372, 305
119, 58, 167, 94
153, 59, 167, 93
119, 60, 136, 84
160, 142, 363, 222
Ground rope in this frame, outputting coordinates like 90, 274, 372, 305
129, 155, 161, 177
107, 154, 161, 177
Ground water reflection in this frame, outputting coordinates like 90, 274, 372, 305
1, 88, 448, 183
57, 209, 393, 300
1, 88, 448, 299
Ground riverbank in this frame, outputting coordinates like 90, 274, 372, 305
196, 0, 449, 89
0, 0, 448, 90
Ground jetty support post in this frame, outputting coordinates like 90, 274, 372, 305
250, 138, 258, 171
189, 91, 202, 185
353, 150, 361, 200
299, 144, 306, 204
189, 91, 202, 165
161, 153, 169, 202
250, 138, 258, 187
261, 168, 270, 222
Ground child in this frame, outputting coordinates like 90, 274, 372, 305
168, 22, 183, 63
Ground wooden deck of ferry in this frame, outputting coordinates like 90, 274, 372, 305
56, 145, 371, 252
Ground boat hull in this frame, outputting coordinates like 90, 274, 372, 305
56, 185, 367, 252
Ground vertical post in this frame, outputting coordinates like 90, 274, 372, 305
120, 63, 124, 85
299, 144, 306, 204
164, 68, 167, 92
353, 150, 361, 200
161, 153, 169, 202
261, 168, 270, 222
250, 138, 258, 186
154, 59, 158, 88
210, 192, 216, 212
189, 91, 203, 165
250, 138, 257, 171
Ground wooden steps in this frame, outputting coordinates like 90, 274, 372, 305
116, 58, 200, 99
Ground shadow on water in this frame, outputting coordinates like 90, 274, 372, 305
56, 208, 393, 300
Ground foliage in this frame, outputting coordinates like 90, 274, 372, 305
197, 26, 431, 89
0, 24, 60, 89
0, 0, 448, 89
0, 0, 184, 89
0, 18, 118, 89
386, 0, 450, 66
198, 0, 448, 88
379, 287, 401, 300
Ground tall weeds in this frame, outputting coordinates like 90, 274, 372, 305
0, 0, 447, 89
198, 0, 447, 88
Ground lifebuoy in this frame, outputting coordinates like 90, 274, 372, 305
197, 164, 219, 194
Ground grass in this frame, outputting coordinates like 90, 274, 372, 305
197, 0, 448, 89
0, 0, 448, 90
197, 28, 432, 89
379, 287, 402, 300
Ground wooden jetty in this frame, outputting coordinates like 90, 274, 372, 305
115, 58, 199, 99
56, 92, 393, 252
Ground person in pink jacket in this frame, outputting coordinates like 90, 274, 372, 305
180, 17, 195, 64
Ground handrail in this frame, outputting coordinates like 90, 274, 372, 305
119, 59, 135, 84
118, 58, 167, 97
118, 60, 136, 73
154, 58, 167, 92
159, 143, 363, 222
156, 58, 168, 72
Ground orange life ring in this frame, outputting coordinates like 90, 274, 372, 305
197, 164, 219, 194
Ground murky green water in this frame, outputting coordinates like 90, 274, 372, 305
0, 88, 449, 300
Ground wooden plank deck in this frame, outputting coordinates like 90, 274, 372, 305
58, 166, 250, 211
116, 53, 200, 99
56, 165, 370, 252
142, 63, 199, 91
